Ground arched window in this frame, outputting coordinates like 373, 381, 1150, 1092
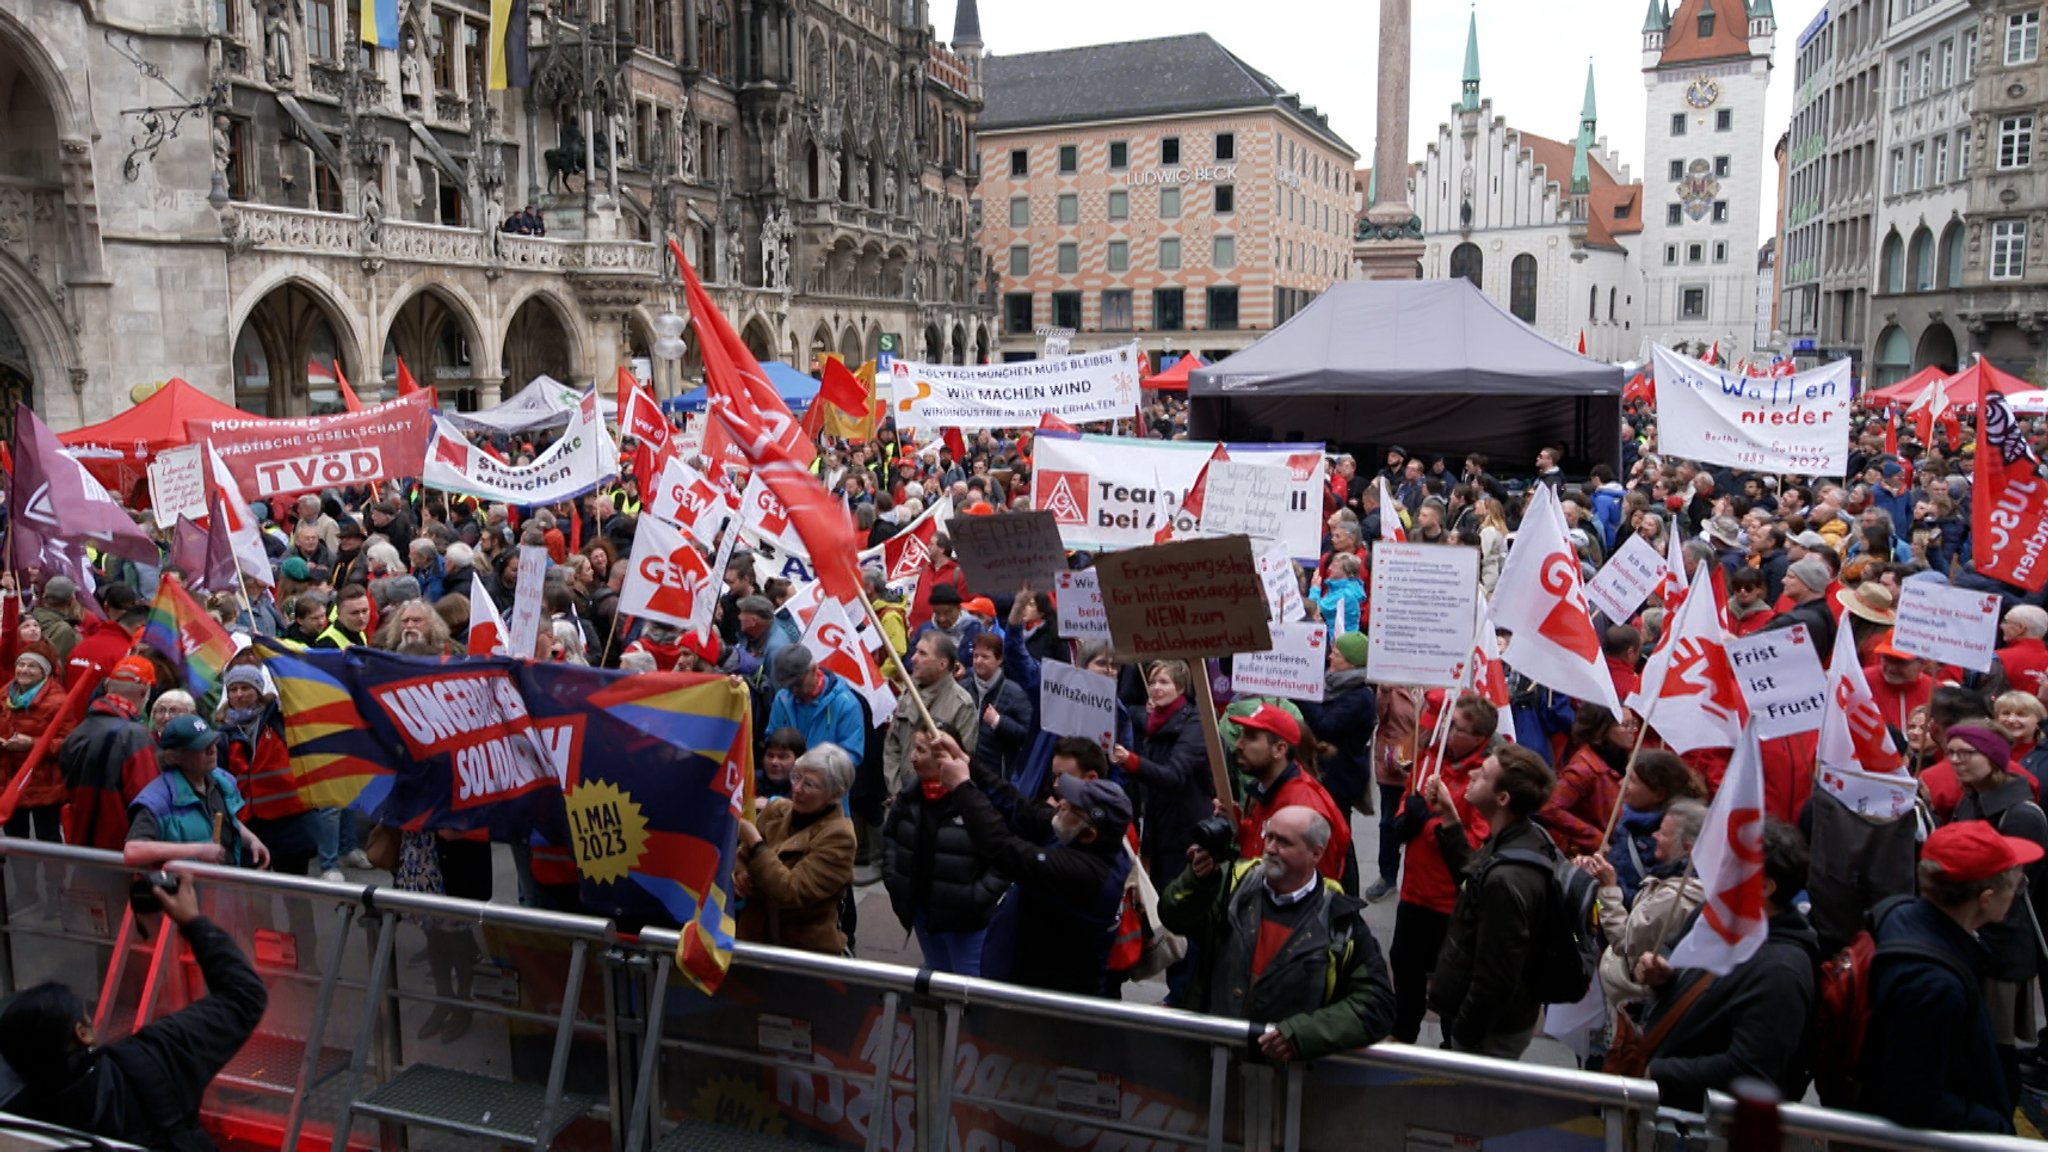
1874, 325, 1912, 388
1608, 287, 1618, 321
1510, 253, 1538, 323
1940, 221, 1966, 288
1589, 285, 1599, 322
1880, 231, 1905, 293
1449, 242, 1483, 289
1697, 9, 1715, 38
1908, 226, 1936, 291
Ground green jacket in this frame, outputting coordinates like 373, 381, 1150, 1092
1160, 858, 1395, 1060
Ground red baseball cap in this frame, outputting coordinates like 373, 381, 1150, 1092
1235, 704, 1300, 747
1922, 821, 2045, 883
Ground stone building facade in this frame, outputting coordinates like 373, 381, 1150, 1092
0, 0, 992, 431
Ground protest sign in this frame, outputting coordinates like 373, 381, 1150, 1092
1055, 569, 1110, 642
507, 545, 550, 659
146, 444, 206, 529
1033, 435, 1327, 559
1231, 622, 1328, 702
420, 393, 617, 505
1200, 461, 1292, 541
1039, 660, 1118, 751
1096, 536, 1271, 661
890, 343, 1142, 429
1584, 532, 1669, 623
192, 390, 434, 498
1893, 581, 2003, 672
948, 511, 1067, 594
1367, 542, 1481, 688
1724, 625, 1829, 739
1650, 345, 1853, 474
1257, 546, 1307, 624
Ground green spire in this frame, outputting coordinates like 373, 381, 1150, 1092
1461, 6, 1481, 113
1643, 0, 1668, 33
1748, 0, 1774, 19
1572, 61, 1595, 195
1581, 60, 1598, 123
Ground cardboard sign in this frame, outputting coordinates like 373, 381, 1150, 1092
1724, 625, 1829, 739
1257, 546, 1307, 624
1651, 345, 1853, 475
1039, 660, 1118, 751
146, 444, 207, 529
1200, 461, 1292, 540
1231, 622, 1328, 702
948, 511, 1068, 596
1583, 533, 1669, 624
507, 544, 551, 659
1367, 542, 1481, 688
1097, 536, 1272, 661
1893, 581, 2003, 672
1055, 569, 1110, 642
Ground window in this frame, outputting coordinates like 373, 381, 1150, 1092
1716, 109, 1732, 131
1058, 145, 1077, 175
1215, 184, 1235, 214
1697, 8, 1714, 37
1051, 291, 1082, 329
1918, 49, 1933, 97
1153, 289, 1185, 331
1057, 243, 1078, 275
1004, 293, 1034, 334
1910, 142, 1927, 188
1109, 141, 1128, 170
1935, 135, 1951, 183
1107, 241, 1128, 272
1213, 234, 1236, 269
1894, 60, 1912, 109
2008, 11, 2040, 65
1509, 254, 1537, 324
1158, 237, 1181, 270
1207, 286, 1239, 330
1961, 126, 1974, 173
1669, 159, 1685, 181
1101, 290, 1133, 331
308, 0, 337, 60
2002, 116, 2035, 169
214, 0, 239, 33
1993, 219, 2027, 279
1664, 243, 1679, 265
1609, 287, 1618, 321
1891, 148, 1906, 192
1909, 228, 1936, 290
1108, 190, 1128, 221
462, 20, 483, 94
1009, 149, 1028, 177
1009, 246, 1029, 276
1687, 242, 1705, 263
1714, 155, 1730, 178
1160, 187, 1181, 218
1450, 242, 1483, 287
1671, 113, 1688, 136
1009, 197, 1028, 228
1942, 223, 1966, 287
1161, 137, 1181, 166
1712, 200, 1729, 223
1681, 286, 1708, 319
1940, 38, 1956, 88
433, 11, 456, 88
1215, 132, 1236, 161
1880, 231, 1905, 291
1057, 194, 1078, 225
1965, 28, 1979, 80
1713, 240, 1729, 263
1667, 203, 1684, 225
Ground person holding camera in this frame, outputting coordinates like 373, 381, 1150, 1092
0, 873, 268, 1149
1158, 805, 1394, 1062
123, 716, 271, 870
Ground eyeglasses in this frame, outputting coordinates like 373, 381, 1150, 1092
1944, 745, 1985, 761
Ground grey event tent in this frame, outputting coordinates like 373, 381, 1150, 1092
1187, 279, 1623, 475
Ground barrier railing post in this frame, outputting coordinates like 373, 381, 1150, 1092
528, 938, 591, 1151
1206, 1045, 1229, 1152
864, 990, 901, 1152
1282, 1062, 1303, 1152
600, 948, 626, 1152
0, 854, 14, 996
280, 900, 358, 1151
1240, 1062, 1276, 1152
622, 952, 669, 1152
92, 904, 141, 1038
330, 909, 399, 1152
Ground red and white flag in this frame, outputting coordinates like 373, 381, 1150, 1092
737, 471, 807, 556
798, 595, 896, 720
648, 455, 737, 547
1907, 374, 1962, 451
1630, 562, 1746, 752
1377, 475, 1406, 542
466, 571, 510, 656
619, 366, 676, 485
1467, 598, 1510, 710
1814, 609, 1918, 819
204, 443, 275, 588
1655, 521, 1688, 623
1668, 723, 1768, 975
1973, 387, 2048, 592
1493, 483, 1620, 712
1155, 445, 1228, 543
619, 513, 718, 632
863, 502, 943, 588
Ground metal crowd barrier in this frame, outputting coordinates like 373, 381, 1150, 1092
0, 838, 2034, 1152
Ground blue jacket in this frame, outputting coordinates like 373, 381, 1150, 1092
1590, 483, 1627, 550
766, 672, 868, 768
969, 673, 1036, 783
1865, 898, 2015, 1134
409, 555, 446, 603
1315, 578, 1366, 635
1297, 669, 1376, 810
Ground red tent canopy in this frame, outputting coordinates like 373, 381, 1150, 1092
59, 378, 254, 495
1862, 364, 1951, 407
1940, 357, 2041, 407
1142, 353, 1207, 392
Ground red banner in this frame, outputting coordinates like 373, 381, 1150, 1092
188, 391, 434, 498
1973, 391, 2048, 592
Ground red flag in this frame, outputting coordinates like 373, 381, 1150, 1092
876, 512, 939, 586
1156, 444, 1229, 543
819, 357, 869, 417
396, 357, 421, 397
941, 427, 967, 463
1038, 410, 1080, 436
1576, 330, 1587, 356
334, 360, 363, 412
669, 238, 815, 468
1973, 390, 2048, 591
467, 571, 510, 656
1883, 411, 1898, 456
620, 366, 676, 486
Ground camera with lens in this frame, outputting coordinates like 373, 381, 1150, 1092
129, 870, 179, 915
1190, 814, 1239, 864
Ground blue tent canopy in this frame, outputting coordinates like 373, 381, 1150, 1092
661, 361, 820, 413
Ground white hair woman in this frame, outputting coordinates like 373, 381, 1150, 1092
734, 742, 858, 955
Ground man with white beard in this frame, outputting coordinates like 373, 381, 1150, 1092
1160, 806, 1396, 1062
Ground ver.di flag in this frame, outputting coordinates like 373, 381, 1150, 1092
1973, 386, 2048, 592
1668, 723, 1769, 975
1492, 483, 1620, 713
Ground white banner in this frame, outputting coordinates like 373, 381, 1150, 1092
889, 343, 1143, 429
1584, 533, 1669, 624
146, 444, 206, 530
619, 513, 718, 632
1032, 435, 1327, 559
507, 545, 550, 659
1040, 659, 1119, 752
421, 392, 618, 504
1231, 622, 1328, 702
1651, 345, 1853, 474
1724, 626, 1829, 739
1367, 542, 1481, 688
1894, 581, 2003, 672
1055, 569, 1110, 642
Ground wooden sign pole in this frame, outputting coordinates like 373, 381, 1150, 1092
1192, 663, 1239, 825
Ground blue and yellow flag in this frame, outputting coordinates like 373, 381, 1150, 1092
360, 0, 399, 49
488, 0, 530, 89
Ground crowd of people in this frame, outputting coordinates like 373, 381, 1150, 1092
2, 385, 2046, 1137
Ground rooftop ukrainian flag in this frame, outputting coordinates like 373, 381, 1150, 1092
488, 0, 530, 90
360, 0, 399, 49
141, 576, 238, 696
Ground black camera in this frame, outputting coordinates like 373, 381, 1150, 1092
1191, 814, 1239, 863
129, 870, 179, 916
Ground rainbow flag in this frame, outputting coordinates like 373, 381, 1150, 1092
140, 577, 237, 695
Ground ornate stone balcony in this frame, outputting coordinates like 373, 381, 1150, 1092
226, 203, 660, 276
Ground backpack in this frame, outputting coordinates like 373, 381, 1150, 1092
1485, 830, 1603, 1005
1810, 896, 1974, 1110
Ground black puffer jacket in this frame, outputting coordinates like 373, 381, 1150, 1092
881, 772, 1010, 934
1298, 669, 1377, 811
1428, 817, 1558, 1050
1129, 699, 1211, 879
1642, 909, 1821, 1111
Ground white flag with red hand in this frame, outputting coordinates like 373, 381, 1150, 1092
1378, 476, 1406, 542
1668, 723, 1769, 975
1815, 608, 1918, 818
1630, 562, 1746, 752
619, 512, 718, 633
1468, 598, 1510, 709
798, 594, 896, 720
1493, 484, 1620, 712
467, 571, 511, 656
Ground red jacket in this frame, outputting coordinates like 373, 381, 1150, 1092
1862, 666, 1932, 735
1537, 746, 1621, 857
226, 720, 306, 822
1398, 747, 1490, 914
1238, 763, 1353, 883
1761, 730, 1820, 824
1, 678, 72, 809
1998, 637, 2048, 696
64, 618, 134, 692
1606, 656, 1640, 706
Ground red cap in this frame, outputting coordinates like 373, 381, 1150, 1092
680, 631, 721, 667
1922, 820, 2046, 883
963, 596, 997, 619
1235, 704, 1300, 747
963, 502, 996, 516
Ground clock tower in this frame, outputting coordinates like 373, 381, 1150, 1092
1638, 0, 1775, 363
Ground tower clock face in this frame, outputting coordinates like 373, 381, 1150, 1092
1685, 77, 1721, 109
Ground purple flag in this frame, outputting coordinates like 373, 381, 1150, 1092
169, 512, 238, 594
9, 404, 158, 571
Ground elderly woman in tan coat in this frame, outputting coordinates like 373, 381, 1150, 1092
735, 742, 859, 954
1579, 799, 1709, 1011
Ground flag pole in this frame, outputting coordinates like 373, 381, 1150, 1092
1599, 697, 1658, 846
857, 588, 936, 735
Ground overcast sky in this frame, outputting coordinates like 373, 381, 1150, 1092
960, 0, 1816, 247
